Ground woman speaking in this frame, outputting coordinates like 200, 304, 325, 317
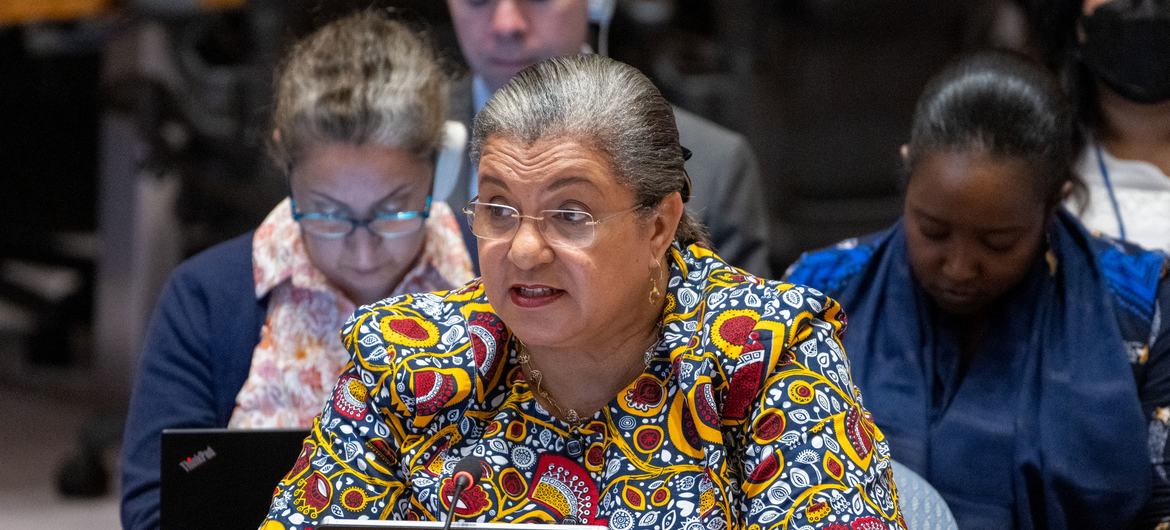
262, 55, 903, 529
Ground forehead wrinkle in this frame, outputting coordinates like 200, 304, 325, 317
479, 138, 610, 190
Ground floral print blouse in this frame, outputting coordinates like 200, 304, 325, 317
260, 243, 905, 529
228, 198, 473, 428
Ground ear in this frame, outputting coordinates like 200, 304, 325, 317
272, 129, 281, 144
899, 143, 910, 163
648, 191, 684, 259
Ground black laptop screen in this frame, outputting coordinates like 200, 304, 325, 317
160, 428, 309, 530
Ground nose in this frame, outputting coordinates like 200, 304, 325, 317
506, 217, 554, 271
346, 226, 381, 271
490, 0, 528, 41
940, 245, 980, 284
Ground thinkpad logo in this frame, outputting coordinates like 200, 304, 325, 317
178, 445, 217, 473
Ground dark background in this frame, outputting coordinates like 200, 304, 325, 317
0, 0, 1035, 516
0, 0, 1028, 399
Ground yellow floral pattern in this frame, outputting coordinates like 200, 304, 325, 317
262, 244, 905, 529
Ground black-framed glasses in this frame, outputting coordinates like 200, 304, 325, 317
290, 196, 431, 239
461, 199, 640, 249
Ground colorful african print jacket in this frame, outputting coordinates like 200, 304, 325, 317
261, 244, 906, 529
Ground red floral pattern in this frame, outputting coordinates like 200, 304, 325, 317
261, 244, 904, 529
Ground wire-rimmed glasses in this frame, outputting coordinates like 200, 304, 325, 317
461, 199, 640, 248
290, 196, 431, 239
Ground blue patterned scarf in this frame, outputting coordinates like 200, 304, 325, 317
790, 210, 1151, 528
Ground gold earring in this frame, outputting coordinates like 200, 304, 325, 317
648, 260, 661, 304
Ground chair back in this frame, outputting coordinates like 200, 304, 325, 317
892, 459, 958, 530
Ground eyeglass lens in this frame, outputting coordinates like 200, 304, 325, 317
299, 216, 425, 238
465, 203, 597, 248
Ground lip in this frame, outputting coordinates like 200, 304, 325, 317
508, 284, 564, 309
347, 267, 388, 279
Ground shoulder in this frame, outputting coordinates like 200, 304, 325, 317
164, 231, 257, 303
137, 232, 263, 423
1089, 232, 1168, 322
672, 106, 753, 163
340, 280, 507, 427
146, 231, 263, 374
784, 230, 888, 297
670, 245, 851, 422
702, 272, 845, 354
675, 246, 845, 362
342, 283, 479, 361
675, 244, 843, 327
173, 232, 254, 282
149, 230, 263, 354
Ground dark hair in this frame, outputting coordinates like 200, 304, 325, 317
1021, 0, 1099, 143
906, 50, 1078, 206
471, 54, 709, 248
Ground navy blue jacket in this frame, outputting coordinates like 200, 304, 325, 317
120, 232, 267, 530
785, 212, 1170, 529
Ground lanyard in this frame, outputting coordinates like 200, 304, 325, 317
1094, 143, 1128, 240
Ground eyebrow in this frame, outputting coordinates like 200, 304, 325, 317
479, 174, 509, 191
547, 175, 598, 193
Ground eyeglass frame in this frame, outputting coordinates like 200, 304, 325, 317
289, 195, 432, 239
461, 198, 646, 248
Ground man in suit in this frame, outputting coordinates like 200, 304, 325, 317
439, 0, 772, 276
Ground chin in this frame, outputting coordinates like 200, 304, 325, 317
930, 296, 988, 317
347, 286, 394, 306
501, 312, 570, 347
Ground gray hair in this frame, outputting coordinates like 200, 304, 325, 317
269, 11, 448, 170
470, 54, 709, 247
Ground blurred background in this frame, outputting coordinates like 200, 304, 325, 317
0, 0, 1031, 526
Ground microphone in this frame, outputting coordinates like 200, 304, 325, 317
442, 456, 487, 530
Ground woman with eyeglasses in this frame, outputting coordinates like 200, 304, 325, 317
119, 12, 473, 529
261, 54, 904, 529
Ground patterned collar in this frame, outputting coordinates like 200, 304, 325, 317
251, 197, 473, 301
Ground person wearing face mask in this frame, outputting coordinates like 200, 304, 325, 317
438, 0, 773, 277
1027, 0, 1170, 252
786, 51, 1170, 528
118, 12, 474, 529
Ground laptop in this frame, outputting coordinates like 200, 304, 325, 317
161, 428, 604, 530
160, 428, 310, 530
